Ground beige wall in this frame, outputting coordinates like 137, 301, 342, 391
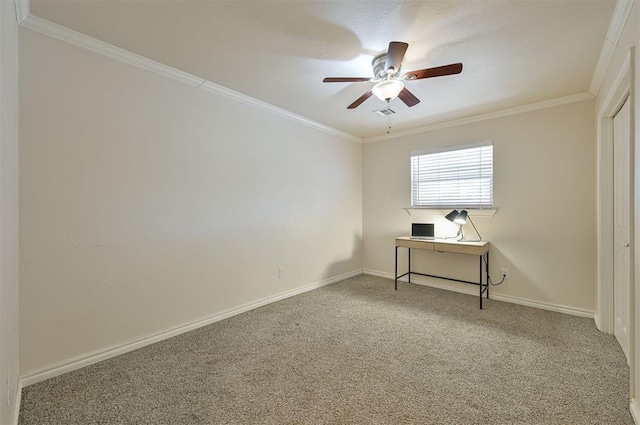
15, 3, 610, 393
0, 1, 20, 423
363, 100, 596, 313
19, 29, 362, 376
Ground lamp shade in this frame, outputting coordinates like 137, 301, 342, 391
454, 210, 468, 225
372, 80, 404, 101
445, 210, 460, 222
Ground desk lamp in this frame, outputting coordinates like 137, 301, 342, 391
445, 209, 463, 239
445, 209, 482, 241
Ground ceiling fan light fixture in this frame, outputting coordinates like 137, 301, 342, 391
322, 41, 462, 109
372, 80, 404, 102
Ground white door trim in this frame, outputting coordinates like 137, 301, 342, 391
596, 47, 637, 414
613, 96, 632, 363
597, 52, 631, 334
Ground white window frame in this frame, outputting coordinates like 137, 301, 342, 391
410, 141, 493, 209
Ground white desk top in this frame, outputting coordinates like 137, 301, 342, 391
396, 237, 490, 255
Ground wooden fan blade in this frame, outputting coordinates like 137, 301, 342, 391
386, 41, 409, 73
398, 87, 420, 107
403, 63, 463, 80
323, 77, 372, 83
347, 90, 373, 109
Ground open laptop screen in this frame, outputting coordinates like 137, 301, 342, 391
411, 223, 434, 239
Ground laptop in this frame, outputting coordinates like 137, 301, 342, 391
411, 223, 435, 240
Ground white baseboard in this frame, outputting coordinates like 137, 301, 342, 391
18, 267, 596, 389
11, 379, 22, 425
363, 269, 595, 318
594, 312, 602, 331
20, 270, 362, 388
631, 398, 640, 424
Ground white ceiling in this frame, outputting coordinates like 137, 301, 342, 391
28, 0, 617, 139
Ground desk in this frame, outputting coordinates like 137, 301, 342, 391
395, 237, 491, 309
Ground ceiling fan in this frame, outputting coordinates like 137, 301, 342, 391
323, 41, 463, 109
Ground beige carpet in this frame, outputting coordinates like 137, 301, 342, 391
19, 274, 632, 424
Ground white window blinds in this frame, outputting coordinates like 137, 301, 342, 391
411, 143, 493, 208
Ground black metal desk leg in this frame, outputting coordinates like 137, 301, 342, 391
407, 248, 411, 283
486, 251, 490, 299
394, 246, 398, 290
479, 256, 483, 309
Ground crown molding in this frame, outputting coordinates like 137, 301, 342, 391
20, 15, 362, 144
364, 91, 594, 143
18, 2, 612, 145
198, 81, 361, 143
13, 0, 29, 24
589, 0, 635, 96
597, 50, 631, 118
21, 15, 205, 87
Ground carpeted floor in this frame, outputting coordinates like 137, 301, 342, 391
19, 274, 633, 424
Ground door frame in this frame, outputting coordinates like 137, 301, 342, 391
596, 48, 636, 411
597, 51, 631, 333
613, 94, 632, 363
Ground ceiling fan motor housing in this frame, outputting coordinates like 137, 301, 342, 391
372, 53, 400, 80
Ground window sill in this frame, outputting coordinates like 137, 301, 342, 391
403, 208, 498, 218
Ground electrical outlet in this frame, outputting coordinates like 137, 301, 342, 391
278, 267, 285, 278
501, 268, 509, 279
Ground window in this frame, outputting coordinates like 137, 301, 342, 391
411, 142, 493, 209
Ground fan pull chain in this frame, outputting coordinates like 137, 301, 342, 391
387, 100, 392, 134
